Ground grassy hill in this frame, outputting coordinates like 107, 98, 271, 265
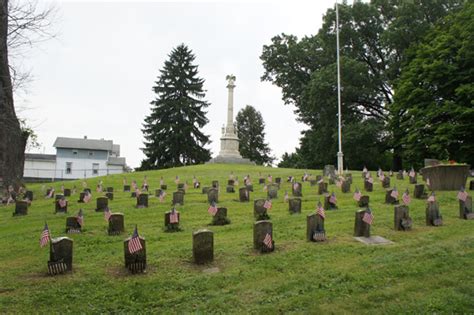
0, 164, 473, 313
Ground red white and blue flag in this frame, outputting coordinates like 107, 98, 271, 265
104, 207, 112, 222
58, 198, 67, 208
402, 189, 411, 205
316, 202, 325, 219
427, 192, 436, 203
170, 208, 179, 224
353, 188, 362, 201
40, 223, 50, 248
457, 187, 468, 202
390, 187, 399, 199
208, 203, 218, 216
329, 193, 337, 205
128, 226, 143, 254
362, 209, 374, 225
409, 168, 415, 178
263, 233, 273, 249
83, 191, 92, 203
263, 199, 272, 210
76, 209, 84, 226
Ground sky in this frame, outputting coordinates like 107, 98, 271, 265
18, 0, 339, 168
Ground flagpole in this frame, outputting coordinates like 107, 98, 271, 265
336, 0, 344, 175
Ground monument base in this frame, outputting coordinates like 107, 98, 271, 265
207, 155, 255, 165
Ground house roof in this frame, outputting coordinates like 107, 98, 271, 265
25, 153, 56, 161
108, 157, 126, 166
53, 137, 114, 151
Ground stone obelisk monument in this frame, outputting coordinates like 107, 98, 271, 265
208, 75, 253, 164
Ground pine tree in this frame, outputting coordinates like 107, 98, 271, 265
140, 44, 211, 170
235, 105, 274, 165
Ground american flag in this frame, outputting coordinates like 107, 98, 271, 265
457, 188, 468, 202
402, 190, 411, 205
135, 188, 141, 197
390, 188, 399, 199
303, 173, 309, 181
317, 178, 324, 184
58, 198, 67, 208
427, 192, 436, 203
267, 175, 273, 183
288, 176, 294, 182
409, 168, 415, 178
377, 168, 382, 177
263, 233, 273, 249
83, 191, 92, 203
47, 189, 54, 199
293, 183, 299, 190
353, 189, 362, 201
170, 208, 179, 223
76, 209, 84, 226
284, 191, 289, 202
363, 166, 368, 173
329, 193, 337, 204
368, 177, 374, 184
96, 185, 102, 193
104, 207, 112, 222
426, 178, 431, 188
316, 202, 325, 219
175, 176, 180, 184
132, 181, 137, 190
208, 203, 218, 216
159, 191, 166, 203
362, 209, 374, 225
379, 173, 385, 181
128, 226, 143, 254
263, 199, 272, 210
40, 223, 50, 248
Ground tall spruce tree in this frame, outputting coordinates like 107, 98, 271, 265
140, 44, 211, 170
235, 105, 274, 165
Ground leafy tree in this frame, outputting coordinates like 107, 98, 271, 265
393, 2, 474, 169
140, 44, 211, 170
235, 105, 274, 165
278, 152, 303, 169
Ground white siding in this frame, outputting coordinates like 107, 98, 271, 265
24, 160, 56, 179
55, 157, 109, 179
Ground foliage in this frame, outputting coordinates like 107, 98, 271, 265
140, 44, 211, 170
277, 151, 302, 168
393, 3, 474, 169
235, 105, 274, 165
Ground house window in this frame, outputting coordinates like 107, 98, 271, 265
92, 163, 99, 175
72, 150, 78, 155
66, 162, 72, 174
89, 151, 94, 156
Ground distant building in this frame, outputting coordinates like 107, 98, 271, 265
23, 136, 128, 181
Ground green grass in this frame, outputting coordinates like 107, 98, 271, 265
0, 164, 473, 313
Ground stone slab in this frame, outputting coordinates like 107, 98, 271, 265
353, 236, 394, 245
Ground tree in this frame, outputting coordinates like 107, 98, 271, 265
235, 105, 274, 165
393, 2, 474, 169
140, 44, 211, 170
278, 152, 302, 169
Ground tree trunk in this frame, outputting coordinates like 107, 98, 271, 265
0, 0, 26, 191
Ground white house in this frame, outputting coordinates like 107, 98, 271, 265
23, 136, 128, 181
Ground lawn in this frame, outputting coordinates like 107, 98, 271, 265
0, 164, 473, 313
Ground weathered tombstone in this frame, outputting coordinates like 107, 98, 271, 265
346, 174, 353, 185
323, 165, 336, 177
246, 184, 254, 192
226, 185, 235, 193
292, 182, 302, 197
177, 183, 184, 190
414, 184, 425, 199
275, 177, 281, 184
136, 193, 149, 208
161, 184, 167, 190
25, 190, 33, 201
172, 191, 184, 205
155, 189, 162, 197
227, 179, 235, 186
95, 197, 109, 212
324, 194, 337, 210
124, 236, 146, 273
78, 192, 86, 203
310, 180, 317, 186
202, 187, 209, 194
396, 171, 404, 180
394, 205, 412, 231
426, 202, 443, 226
105, 192, 114, 201
459, 196, 473, 219
307, 213, 325, 242
55, 198, 68, 213
288, 198, 302, 214
328, 176, 336, 185
131, 192, 137, 198
364, 180, 373, 192
63, 189, 71, 197
253, 220, 274, 253
48, 237, 73, 275
108, 213, 124, 235
385, 189, 399, 205
207, 188, 218, 204
318, 182, 328, 195
409, 174, 417, 184
164, 209, 181, 232
13, 200, 28, 216
358, 195, 370, 208
193, 229, 214, 264
239, 187, 250, 202
382, 177, 391, 189
341, 181, 351, 193
258, 178, 265, 185
212, 180, 219, 189
254, 199, 270, 220
211, 207, 230, 225
66, 216, 81, 233
354, 209, 371, 237
123, 185, 131, 192
55, 194, 64, 201
267, 184, 278, 199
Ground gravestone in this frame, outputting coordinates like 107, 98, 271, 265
354, 209, 371, 237
459, 196, 473, 219
105, 192, 114, 201
382, 177, 390, 189
207, 188, 218, 204
227, 179, 235, 186
226, 186, 235, 193
346, 174, 353, 185
161, 184, 167, 190
414, 184, 425, 199
358, 195, 370, 208
155, 189, 162, 197
275, 177, 281, 184
172, 191, 184, 206
341, 181, 351, 193
292, 182, 302, 197
324, 194, 337, 210
328, 176, 336, 185
55, 198, 68, 213
409, 174, 417, 184
239, 187, 250, 202
124, 236, 146, 273
164, 210, 181, 232
13, 200, 28, 216
307, 213, 325, 242
289, 198, 302, 214
469, 180, 474, 191
318, 182, 328, 195
177, 183, 184, 190
267, 184, 278, 199
48, 237, 73, 275
136, 193, 149, 208
253, 220, 274, 253
385, 190, 399, 204
78, 192, 85, 203
364, 180, 373, 192
212, 180, 219, 189
258, 178, 265, 185
123, 185, 131, 192
394, 205, 412, 231
323, 165, 336, 177
193, 229, 214, 264
396, 171, 404, 180
95, 197, 109, 212
246, 184, 254, 192
310, 180, 317, 186
202, 187, 209, 194
25, 190, 33, 201
106, 187, 114, 193
424, 159, 440, 167
254, 199, 270, 220
426, 202, 443, 226
108, 213, 125, 235
55, 194, 64, 201
66, 216, 82, 233
131, 192, 137, 198
63, 189, 71, 197
211, 207, 230, 225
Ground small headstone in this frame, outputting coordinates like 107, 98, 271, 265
318, 182, 328, 195
226, 186, 235, 193
258, 178, 265, 185
394, 205, 412, 231
136, 193, 149, 208
426, 202, 443, 226
13, 200, 28, 216
396, 171, 404, 180
155, 189, 162, 197
459, 196, 473, 219
267, 184, 278, 199
253, 220, 274, 253
292, 182, 302, 197
108, 213, 124, 235
275, 177, 281, 184
84, 188, 92, 194
207, 188, 218, 204
123, 185, 131, 192
172, 191, 184, 206
239, 187, 250, 202
345, 174, 353, 185
96, 197, 109, 212
324, 194, 337, 210
202, 187, 209, 194
78, 192, 85, 203
254, 199, 270, 220
341, 181, 351, 193
212, 180, 219, 189
382, 177, 390, 189
358, 195, 370, 208
164, 209, 181, 232
124, 236, 146, 273
385, 189, 399, 205
323, 165, 336, 177
55, 198, 68, 213
211, 207, 230, 225
161, 184, 167, 190
105, 192, 114, 201
48, 237, 73, 275
307, 213, 325, 242
364, 180, 373, 192
354, 209, 371, 237
289, 198, 302, 214
328, 176, 336, 185
414, 184, 425, 199
63, 189, 71, 197
66, 216, 82, 233
193, 229, 214, 264
25, 190, 33, 201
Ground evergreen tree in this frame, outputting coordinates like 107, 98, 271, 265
140, 44, 211, 170
235, 105, 274, 165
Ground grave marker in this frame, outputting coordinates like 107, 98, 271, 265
211, 207, 230, 225
193, 229, 214, 264
426, 197, 443, 226
172, 191, 184, 206
96, 197, 109, 212
48, 237, 73, 275
358, 195, 370, 208
239, 187, 250, 202
254, 199, 270, 220
55, 198, 68, 213
354, 209, 372, 237
108, 213, 125, 235
288, 198, 302, 214
459, 196, 473, 220
63, 189, 71, 197
136, 193, 149, 208
267, 184, 278, 199
123, 185, 131, 192
124, 233, 146, 273
165, 208, 181, 232
207, 188, 218, 204
292, 182, 302, 197
307, 203, 326, 242
318, 182, 328, 195
394, 205, 412, 231
13, 200, 28, 216
414, 184, 425, 199
253, 220, 274, 253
